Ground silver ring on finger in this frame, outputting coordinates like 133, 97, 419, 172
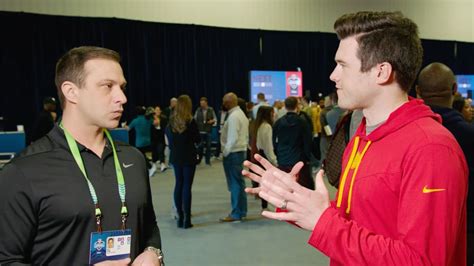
280, 199, 288, 210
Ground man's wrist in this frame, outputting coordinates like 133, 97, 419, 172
144, 246, 164, 266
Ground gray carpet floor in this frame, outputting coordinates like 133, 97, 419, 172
150, 157, 336, 266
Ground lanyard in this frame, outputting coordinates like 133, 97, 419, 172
60, 124, 128, 232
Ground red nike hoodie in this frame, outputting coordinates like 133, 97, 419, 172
308, 99, 468, 265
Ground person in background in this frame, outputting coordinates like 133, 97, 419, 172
163, 97, 177, 120
273, 96, 313, 190
319, 94, 335, 162
238, 97, 248, 115
272, 100, 283, 121
163, 99, 176, 175
318, 98, 325, 110
297, 97, 314, 139
128, 106, 157, 177
453, 95, 473, 123
252, 105, 277, 210
309, 99, 322, 164
300, 96, 312, 118
252, 92, 269, 120
167, 95, 200, 229
31, 96, 57, 142
276, 100, 287, 120
219, 92, 249, 222
246, 101, 255, 120
151, 105, 168, 172
416, 62, 474, 265
194, 97, 217, 166
325, 93, 345, 135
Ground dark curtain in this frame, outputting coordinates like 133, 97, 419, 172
0, 11, 473, 139
260, 31, 339, 99
421, 39, 457, 70
0, 12, 261, 139
405, 39, 458, 97
455, 42, 474, 74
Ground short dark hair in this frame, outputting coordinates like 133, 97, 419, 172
200, 97, 208, 102
303, 96, 310, 103
285, 97, 298, 110
252, 106, 274, 137
238, 98, 247, 114
43, 97, 57, 105
452, 95, 466, 113
334, 11, 423, 91
55, 46, 121, 108
136, 106, 146, 115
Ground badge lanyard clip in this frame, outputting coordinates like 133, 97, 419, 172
121, 203, 128, 231
95, 204, 103, 233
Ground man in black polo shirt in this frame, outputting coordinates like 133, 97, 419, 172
0, 46, 163, 265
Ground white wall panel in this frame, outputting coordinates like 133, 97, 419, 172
0, 0, 472, 42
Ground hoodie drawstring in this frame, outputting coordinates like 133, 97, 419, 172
346, 140, 371, 213
336, 136, 372, 214
337, 137, 360, 208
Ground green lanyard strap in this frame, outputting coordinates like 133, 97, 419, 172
60, 124, 128, 231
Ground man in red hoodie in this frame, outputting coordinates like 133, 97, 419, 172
243, 11, 468, 265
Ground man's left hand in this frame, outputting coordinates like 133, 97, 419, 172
259, 168, 331, 231
132, 250, 160, 266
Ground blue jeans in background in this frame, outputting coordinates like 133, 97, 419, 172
198, 132, 212, 164
173, 164, 196, 227
222, 151, 247, 219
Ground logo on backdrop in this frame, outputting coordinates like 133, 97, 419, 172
94, 238, 105, 252
286, 72, 302, 97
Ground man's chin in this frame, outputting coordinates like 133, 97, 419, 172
104, 120, 120, 129
337, 100, 349, 110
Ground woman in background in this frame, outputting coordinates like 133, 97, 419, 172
251, 106, 277, 210
166, 95, 200, 228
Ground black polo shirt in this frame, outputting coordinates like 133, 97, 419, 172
0, 125, 161, 265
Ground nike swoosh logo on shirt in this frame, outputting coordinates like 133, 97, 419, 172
122, 163, 134, 168
422, 185, 445, 193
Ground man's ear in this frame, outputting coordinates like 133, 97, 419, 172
415, 85, 422, 98
61, 81, 79, 105
452, 83, 458, 95
374, 62, 393, 85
